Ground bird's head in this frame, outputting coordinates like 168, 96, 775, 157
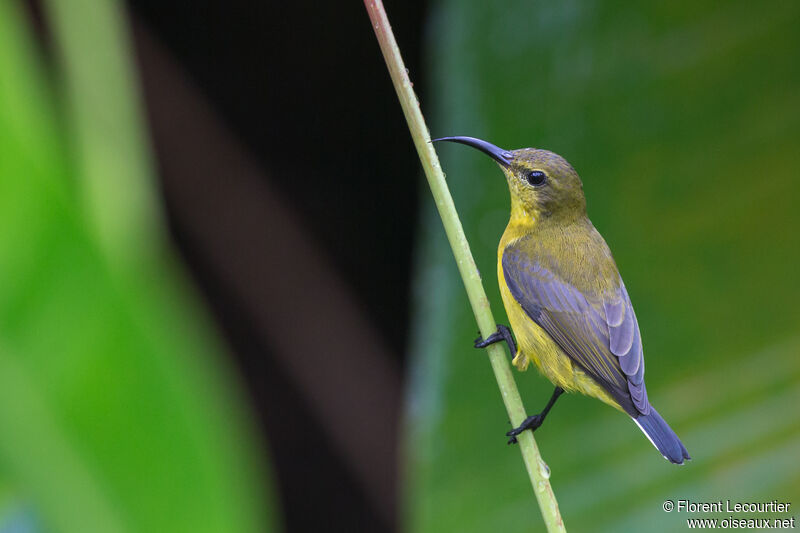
433, 136, 587, 223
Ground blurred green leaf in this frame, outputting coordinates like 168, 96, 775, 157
0, 1, 277, 531
406, 1, 800, 531
45, 0, 162, 268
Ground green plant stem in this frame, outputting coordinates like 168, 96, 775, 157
363, 1, 565, 531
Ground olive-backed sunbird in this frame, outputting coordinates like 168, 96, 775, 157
434, 136, 690, 464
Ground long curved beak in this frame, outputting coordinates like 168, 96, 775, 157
431, 136, 513, 168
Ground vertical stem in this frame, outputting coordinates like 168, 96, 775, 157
363, 1, 566, 531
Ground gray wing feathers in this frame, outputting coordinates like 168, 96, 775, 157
503, 246, 650, 416
606, 284, 648, 412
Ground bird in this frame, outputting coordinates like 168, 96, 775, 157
433, 136, 690, 464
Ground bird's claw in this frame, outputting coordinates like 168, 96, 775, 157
474, 331, 499, 349
505, 414, 544, 445
474, 324, 517, 354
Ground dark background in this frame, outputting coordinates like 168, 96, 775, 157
131, 1, 426, 531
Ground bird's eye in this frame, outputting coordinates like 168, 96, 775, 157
526, 170, 547, 186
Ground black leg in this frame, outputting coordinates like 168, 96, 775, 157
506, 387, 564, 444
474, 324, 517, 356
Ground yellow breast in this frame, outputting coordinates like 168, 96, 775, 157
497, 230, 624, 412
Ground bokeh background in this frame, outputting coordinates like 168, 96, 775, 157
1, 0, 798, 532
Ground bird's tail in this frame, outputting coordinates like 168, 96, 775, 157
633, 407, 690, 465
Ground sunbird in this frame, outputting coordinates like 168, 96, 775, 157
434, 136, 690, 464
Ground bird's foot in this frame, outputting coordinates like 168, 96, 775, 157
474, 324, 517, 355
506, 414, 544, 444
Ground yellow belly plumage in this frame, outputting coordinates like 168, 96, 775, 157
497, 245, 625, 414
